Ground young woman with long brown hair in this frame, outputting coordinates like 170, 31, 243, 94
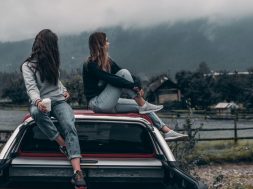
21, 29, 87, 188
83, 32, 187, 140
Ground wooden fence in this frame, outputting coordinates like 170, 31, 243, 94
176, 126, 253, 142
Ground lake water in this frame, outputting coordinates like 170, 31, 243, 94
0, 108, 28, 131
1, 108, 253, 139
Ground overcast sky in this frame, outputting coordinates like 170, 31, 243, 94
1, 0, 253, 42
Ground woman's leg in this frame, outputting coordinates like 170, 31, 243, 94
89, 69, 137, 112
51, 101, 86, 187
51, 101, 81, 161
148, 112, 188, 140
89, 69, 162, 113
55, 135, 65, 146
114, 99, 187, 140
114, 98, 168, 130
30, 105, 60, 141
30, 105, 75, 154
31, 102, 85, 186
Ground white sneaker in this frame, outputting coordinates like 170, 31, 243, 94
139, 102, 163, 114
164, 130, 188, 141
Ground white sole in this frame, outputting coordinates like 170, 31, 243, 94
164, 135, 188, 141
139, 106, 163, 114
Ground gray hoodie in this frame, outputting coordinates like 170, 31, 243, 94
22, 61, 67, 105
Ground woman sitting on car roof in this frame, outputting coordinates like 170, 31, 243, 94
82, 32, 187, 141
21, 29, 87, 189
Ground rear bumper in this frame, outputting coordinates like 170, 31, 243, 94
9, 157, 164, 183
9, 167, 164, 183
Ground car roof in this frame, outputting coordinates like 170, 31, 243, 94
23, 109, 153, 124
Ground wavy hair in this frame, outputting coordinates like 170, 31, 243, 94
24, 29, 60, 85
88, 32, 111, 71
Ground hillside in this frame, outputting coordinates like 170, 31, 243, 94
1, 18, 253, 76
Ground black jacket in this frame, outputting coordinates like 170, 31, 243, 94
83, 59, 140, 102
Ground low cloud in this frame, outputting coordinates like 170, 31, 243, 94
1, 0, 253, 41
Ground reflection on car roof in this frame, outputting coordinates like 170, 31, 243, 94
22, 109, 153, 124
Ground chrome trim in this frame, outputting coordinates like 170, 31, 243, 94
0, 123, 23, 159
74, 115, 153, 128
153, 128, 176, 161
11, 157, 162, 167
24, 115, 151, 126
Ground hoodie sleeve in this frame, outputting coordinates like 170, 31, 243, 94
22, 62, 41, 105
58, 80, 67, 93
88, 61, 135, 89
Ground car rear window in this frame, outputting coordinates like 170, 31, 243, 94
19, 121, 154, 155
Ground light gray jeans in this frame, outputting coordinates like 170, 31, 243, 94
89, 69, 166, 130
30, 100, 81, 160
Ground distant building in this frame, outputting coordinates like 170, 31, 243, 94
213, 102, 239, 114
204, 71, 251, 78
146, 75, 181, 104
0, 97, 12, 103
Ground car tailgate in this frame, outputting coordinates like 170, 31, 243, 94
9, 157, 164, 183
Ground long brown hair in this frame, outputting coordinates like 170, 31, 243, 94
88, 32, 111, 71
24, 29, 60, 85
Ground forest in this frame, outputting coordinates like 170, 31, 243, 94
1, 63, 253, 110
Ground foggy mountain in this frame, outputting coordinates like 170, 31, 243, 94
1, 18, 253, 76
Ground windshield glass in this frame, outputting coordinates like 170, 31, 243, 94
20, 121, 154, 154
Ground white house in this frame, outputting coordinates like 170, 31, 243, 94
214, 102, 239, 113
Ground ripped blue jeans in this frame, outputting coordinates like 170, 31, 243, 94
30, 100, 81, 160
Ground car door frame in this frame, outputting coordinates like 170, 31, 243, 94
0, 122, 28, 185
150, 127, 208, 189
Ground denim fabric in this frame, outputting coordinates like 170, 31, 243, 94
89, 69, 166, 129
89, 69, 137, 113
30, 100, 81, 160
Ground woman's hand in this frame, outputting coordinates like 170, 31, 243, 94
37, 101, 48, 113
138, 89, 144, 97
133, 86, 140, 93
64, 91, 70, 100
133, 87, 144, 97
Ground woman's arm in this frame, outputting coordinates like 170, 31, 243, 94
22, 63, 41, 105
58, 80, 70, 100
58, 80, 67, 93
111, 61, 142, 89
88, 62, 136, 89
110, 60, 121, 73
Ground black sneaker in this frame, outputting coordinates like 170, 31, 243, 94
71, 170, 87, 188
59, 146, 69, 158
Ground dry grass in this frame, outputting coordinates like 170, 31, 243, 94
193, 163, 253, 189
187, 140, 253, 164
171, 140, 253, 188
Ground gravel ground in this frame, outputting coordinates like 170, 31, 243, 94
193, 163, 253, 189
